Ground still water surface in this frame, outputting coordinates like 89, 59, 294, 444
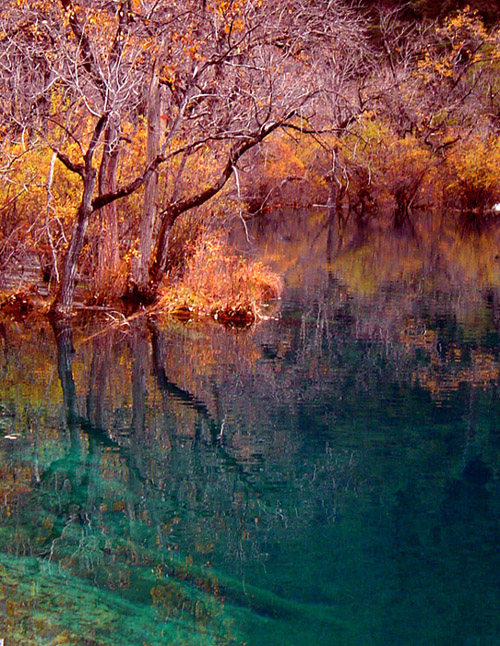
1, 213, 500, 645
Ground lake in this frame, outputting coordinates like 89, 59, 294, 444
1, 210, 500, 645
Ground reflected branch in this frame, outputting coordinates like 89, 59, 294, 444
149, 321, 262, 487
150, 320, 219, 439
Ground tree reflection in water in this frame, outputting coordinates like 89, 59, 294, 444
1, 218, 500, 644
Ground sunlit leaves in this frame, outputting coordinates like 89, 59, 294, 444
417, 6, 496, 85
445, 134, 500, 211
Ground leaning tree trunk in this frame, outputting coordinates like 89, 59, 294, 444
148, 208, 177, 289
147, 120, 291, 295
51, 113, 108, 316
51, 169, 97, 316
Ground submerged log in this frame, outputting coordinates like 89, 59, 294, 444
212, 305, 255, 327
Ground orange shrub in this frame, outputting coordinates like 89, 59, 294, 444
158, 229, 282, 325
444, 134, 500, 213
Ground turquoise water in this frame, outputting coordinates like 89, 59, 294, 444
1, 217, 500, 645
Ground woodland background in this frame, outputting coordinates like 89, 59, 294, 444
0, 0, 500, 316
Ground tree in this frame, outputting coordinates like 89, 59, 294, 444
0, 0, 149, 311
330, 4, 500, 226
0, 0, 370, 314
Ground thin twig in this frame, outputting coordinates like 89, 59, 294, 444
232, 165, 251, 244
45, 152, 60, 283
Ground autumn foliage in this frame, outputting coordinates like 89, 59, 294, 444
158, 228, 283, 325
0, 2, 499, 318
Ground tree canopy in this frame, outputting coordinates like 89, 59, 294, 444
0, 0, 499, 317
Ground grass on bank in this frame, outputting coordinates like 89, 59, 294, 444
157, 230, 283, 326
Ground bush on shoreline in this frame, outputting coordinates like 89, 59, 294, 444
157, 230, 282, 326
